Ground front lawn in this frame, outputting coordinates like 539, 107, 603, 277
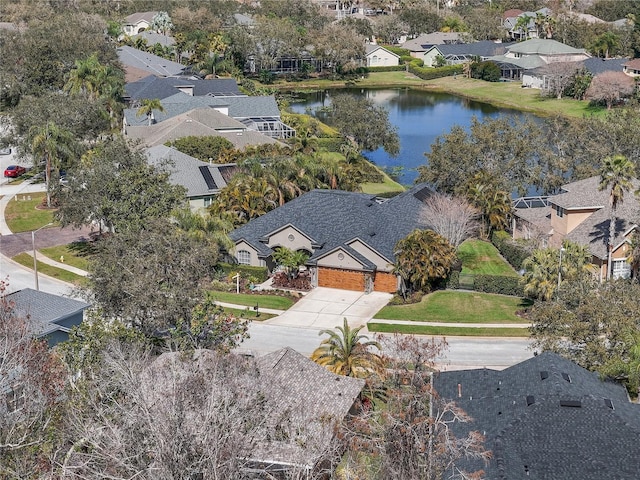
12, 252, 88, 286
209, 291, 295, 310
374, 290, 531, 324
39, 242, 92, 272
367, 322, 529, 337
5, 192, 57, 233
458, 239, 517, 276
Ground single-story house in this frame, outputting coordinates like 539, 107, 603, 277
146, 145, 237, 210
124, 107, 284, 149
433, 352, 640, 479
365, 44, 399, 67
117, 45, 188, 83
3, 288, 90, 346
122, 11, 157, 37
229, 184, 434, 293
401, 32, 466, 58
526, 57, 628, 92
421, 40, 513, 67
623, 58, 640, 76
512, 176, 640, 281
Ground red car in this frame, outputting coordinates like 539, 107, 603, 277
4, 165, 26, 178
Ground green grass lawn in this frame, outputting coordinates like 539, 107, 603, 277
39, 243, 92, 271
374, 290, 531, 324
361, 168, 405, 195
12, 252, 88, 286
223, 306, 276, 321
367, 322, 529, 337
5, 192, 57, 233
209, 291, 295, 310
458, 239, 517, 276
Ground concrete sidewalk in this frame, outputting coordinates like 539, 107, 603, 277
215, 301, 284, 316
23, 250, 89, 276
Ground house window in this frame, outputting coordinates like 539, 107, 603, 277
372, 55, 378, 64
203, 197, 212, 207
237, 250, 251, 265
612, 259, 631, 279
555, 205, 564, 218
6, 386, 25, 413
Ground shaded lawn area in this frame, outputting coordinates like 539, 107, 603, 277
367, 322, 529, 337
210, 291, 295, 310
458, 239, 517, 276
374, 291, 532, 324
223, 306, 276, 321
5, 192, 57, 233
12, 252, 88, 286
39, 242, 93, 272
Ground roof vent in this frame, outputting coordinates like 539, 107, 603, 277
562, 373, 571, 383
526, 395, 535, 406
540, 371, 549, 380
604, 398, 614, 410
560, 400, 582, 408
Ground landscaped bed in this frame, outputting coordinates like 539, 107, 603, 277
374, 290, 531, 324
5, 192, 57, 233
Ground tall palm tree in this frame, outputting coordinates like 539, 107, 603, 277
311, 318, 384, 379
64, 54, 102, 99
173, 208, 234, 253
30, 122, 76, 207
599, 154, 635, 280
136, 98, 165, 126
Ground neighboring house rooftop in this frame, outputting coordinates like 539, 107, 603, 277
433, 352, 640, 480
431, 40, 514, 58
4, 288, 89, 341
145, 145, 236, 198
365, 44, 399, 57
402, 32, 464, 51
623, 58, 640, 70
230, 184, 433, 267
583, 57, 628, 75
124, 11, 157, 25
117, 46, 187, 81
506, 38, 587, 56
131, 31, 175, 47
125, 75, 242, 101
502, 8, 524, 19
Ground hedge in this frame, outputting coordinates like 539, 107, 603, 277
367, 65, 406, 72
447, 270, 460, 289
491, 231, 532, 270
408, 63, 463, 80
218, 263, 269, 283
383, 45, 410, 57
473, 274, 524, 297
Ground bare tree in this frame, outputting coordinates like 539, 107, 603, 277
586, 71, 635, 110
0, 278, 67, 478
421, 193, 480, 248
540, 61, 581, 99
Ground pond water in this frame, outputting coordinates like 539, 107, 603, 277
288, 88, 531, 185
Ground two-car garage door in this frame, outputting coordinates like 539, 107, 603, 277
318, 267, 397, 293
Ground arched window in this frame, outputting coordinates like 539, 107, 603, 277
237, 250, 251, 265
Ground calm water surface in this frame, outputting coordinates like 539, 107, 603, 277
288, 88, 530, 185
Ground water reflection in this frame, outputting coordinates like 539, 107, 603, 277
288, 88, 529, 185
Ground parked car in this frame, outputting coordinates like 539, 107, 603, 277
0, 147, 11, 155
4, 165, 26, 178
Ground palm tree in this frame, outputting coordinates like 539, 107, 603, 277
591, 31, 620, 59
599, 154, 635, 280
522, 248, 561, 301
465, 176, 511, 239
136, 98, 165, 126
311, 318, 384, 379
173, 208, 234, 253
30, 122, 76, 207
64, 54, 102, 99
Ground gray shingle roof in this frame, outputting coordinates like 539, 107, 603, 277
146, 145, 236, 198
4, 288, 89, 337
230, 184, 432, 266
507, 38, 588, 56
401, 32, 464, 51
431, 41, 514, 58
125, 75, 242, 101
131, 31, 175, 47
433, 352, 640, 480
117, 46, 186, 77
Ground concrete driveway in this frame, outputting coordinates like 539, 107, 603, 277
265, 287, 392, 330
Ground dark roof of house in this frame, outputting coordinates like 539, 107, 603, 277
431, 41, 514, 58
131, 31, 175, 47
4, 288, 89, 337
433, 352, 640, 480
145, 145, 236, 198
402, 32, 465, 51
229, 184, 432, 266
117, 46, 186, 78
125, 75, 241, 101
583, 57, 628, 75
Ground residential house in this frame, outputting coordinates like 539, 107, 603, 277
124, 91, 295, 140
504, 8, 552, 41
433, 352, 640, 479
124, 107, 284, 149
229, 184, 434, 293
401, 32, 466, 58
526, 57, 628, 93
3, 288, 90, 346
124, 75, 242, 104
512, 176, 640, 280
365, 44, 399, 67
623, 58, 640, 76
117, 45, 188, 83
421, 41, 513, 67
122, 11, 157, 36
130, 30, 175, 49
145, 145, 237, 210
489, 38, 590, 83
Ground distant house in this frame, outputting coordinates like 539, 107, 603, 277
526, 57, 628, 92
512, 176, 640, 280
365, 44, 399, 67
421, 41, 513, 67
117, 46, 187, 82
130, 30, 175, 48
146, 145, 237, 210
122, 11, 157, 37
433, 351, 640, 480
229, 184, 434, 293
623, 58, 640, 76
4, 289, 90, 346
124, 75, 242, 104
401, 32, 466, 58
